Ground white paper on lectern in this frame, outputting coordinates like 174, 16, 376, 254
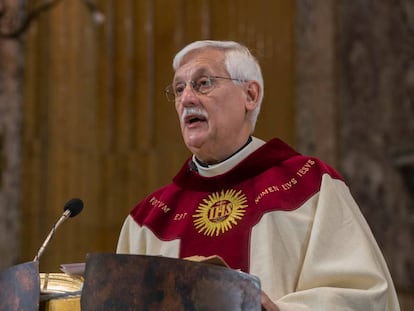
59, 263, 85, 276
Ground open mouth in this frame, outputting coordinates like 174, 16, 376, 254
182, 107, 208, 126
185, 114, 207, 124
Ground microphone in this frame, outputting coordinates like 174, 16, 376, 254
33, 198, 84, 262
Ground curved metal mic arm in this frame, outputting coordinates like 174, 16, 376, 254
33, 209, 71, 262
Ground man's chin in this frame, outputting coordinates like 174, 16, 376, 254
184, 135, 207, 153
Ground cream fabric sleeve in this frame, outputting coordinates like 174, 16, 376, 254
252, 175, 400, 311
116, 215, 180, 257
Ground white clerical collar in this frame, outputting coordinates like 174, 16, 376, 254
192, 136, 266, 177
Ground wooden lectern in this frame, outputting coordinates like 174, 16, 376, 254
81, 253, 261, 311
0, 261, 40, 311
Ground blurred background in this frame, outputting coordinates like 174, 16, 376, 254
0, 0, 413, 309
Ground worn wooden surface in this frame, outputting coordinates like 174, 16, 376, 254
0, 261, 39, 311
81, 253, 261, 311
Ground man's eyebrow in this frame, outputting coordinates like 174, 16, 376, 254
174, 67, 211, 83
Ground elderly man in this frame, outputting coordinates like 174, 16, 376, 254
117, 40, 400, 310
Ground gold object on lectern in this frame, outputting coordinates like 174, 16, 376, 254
39, 273, 82, 311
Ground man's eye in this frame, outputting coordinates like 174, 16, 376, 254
198, 77, 211, 86
174, 84, 185, 94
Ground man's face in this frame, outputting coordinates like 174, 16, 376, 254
173, 48, 253, 164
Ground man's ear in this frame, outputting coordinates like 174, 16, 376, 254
245, 81, 261, 111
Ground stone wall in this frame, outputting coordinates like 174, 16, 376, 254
0, 0, 23, 270
337, 0, 414, 288
296, 0, 414, 308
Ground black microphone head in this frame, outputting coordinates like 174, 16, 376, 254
64, 198, 84, 217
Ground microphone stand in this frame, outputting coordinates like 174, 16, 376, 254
33, 209, 71, 262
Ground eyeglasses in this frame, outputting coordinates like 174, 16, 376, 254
165, 75, 247, 102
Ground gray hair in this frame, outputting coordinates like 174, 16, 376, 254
172, 40, 264, 131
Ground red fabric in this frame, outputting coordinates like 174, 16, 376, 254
130, 138, 342, 272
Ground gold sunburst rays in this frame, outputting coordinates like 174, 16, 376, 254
193, 189, 248, 236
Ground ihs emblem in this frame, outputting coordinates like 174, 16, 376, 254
193, 189, 247, 236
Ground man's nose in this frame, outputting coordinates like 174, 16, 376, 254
179, 84, 198, 105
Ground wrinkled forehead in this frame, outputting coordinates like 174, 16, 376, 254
174, 48, 227, 81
